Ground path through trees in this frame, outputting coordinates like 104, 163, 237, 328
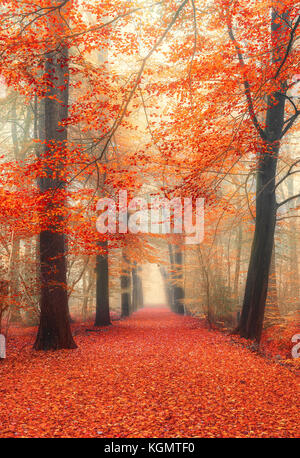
0, 308, 298, 438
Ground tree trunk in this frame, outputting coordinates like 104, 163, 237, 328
121, 251, 131, 318
237, 10, 288, 342
233, 224, 242, 299
238, 156, 277, 341
94, 241, 111, 326
131, 264, 143, 311
160, 265, 173, 310
9, 237, 22, 323
131, 263, 138, 312
34, 46, 76, 350
167, 243, 176, 311
173, 244, 185, 315
137, 266, 144, 309
265, 244, 280, 323
287, 177, 300, 303
197, 245, 213, 326
82, 266, 93, 321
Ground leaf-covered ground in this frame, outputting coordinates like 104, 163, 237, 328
0, 308, 299, 438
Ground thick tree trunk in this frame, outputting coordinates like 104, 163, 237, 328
238, 153, 277, 340
34, 46, 76, 350
237, 10, 287, 342
35, 232, 76, 350
94, 241, 111, 326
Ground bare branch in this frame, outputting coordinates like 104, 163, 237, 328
275, 158, 300, 188
277, 192, 300, 208
280, 111, 300, 138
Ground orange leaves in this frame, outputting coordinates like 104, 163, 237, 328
0, 308, 299, 438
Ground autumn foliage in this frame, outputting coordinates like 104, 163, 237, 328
0, 0, 299, 440
0, 308, 299, 438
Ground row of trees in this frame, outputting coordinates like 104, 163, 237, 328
0, 0, 299, 349
147, 0, 300, 342
0, 0, 152, 348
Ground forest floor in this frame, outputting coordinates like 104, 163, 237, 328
0, 307, 299, 438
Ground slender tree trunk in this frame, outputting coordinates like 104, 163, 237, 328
287, 178, 300, 303
173, 244, 185, 315
233, 224, 242, 299
131, 264, 143, 311
137, 266, 144, 309
11, 95, 20, 158
167, 243, 176, 311
197, 245, 212, 326
160, 265, 173, 309
131, 263, 138, 312
265, 244, 280, 323
34, 46, 76, 350
9, 237, 22, 323
94, 241, 111, 326
0, 280, 9, 334
82, 267, 93, 321
23, 238, 36, 325
121, 251, 131, 318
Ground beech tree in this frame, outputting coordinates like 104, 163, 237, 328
34, 44, 76, 350
226, 5, 300, 341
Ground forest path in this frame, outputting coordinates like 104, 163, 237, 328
0, 307, 299, 437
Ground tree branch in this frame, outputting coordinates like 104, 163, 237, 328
277, 192, 300, 208
274, 14, 300, 79
227, 25, 266, 140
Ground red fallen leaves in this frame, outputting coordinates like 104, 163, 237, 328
0, 308, 299, 438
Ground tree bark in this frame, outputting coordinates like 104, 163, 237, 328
160, 265, 173, 310
265, 244, 280, 323
131, 263, 138, 312
237, 10, 288, 342
173, 244, 185, 315
34, 46, 76, 350
137, 266, 144, 309
121, 251, 131, 318
82, 265, 93, 321
167, 244, 175, 311
287, 178, 300, 303
94, 241, 111, 326
233, 224, 242, 299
